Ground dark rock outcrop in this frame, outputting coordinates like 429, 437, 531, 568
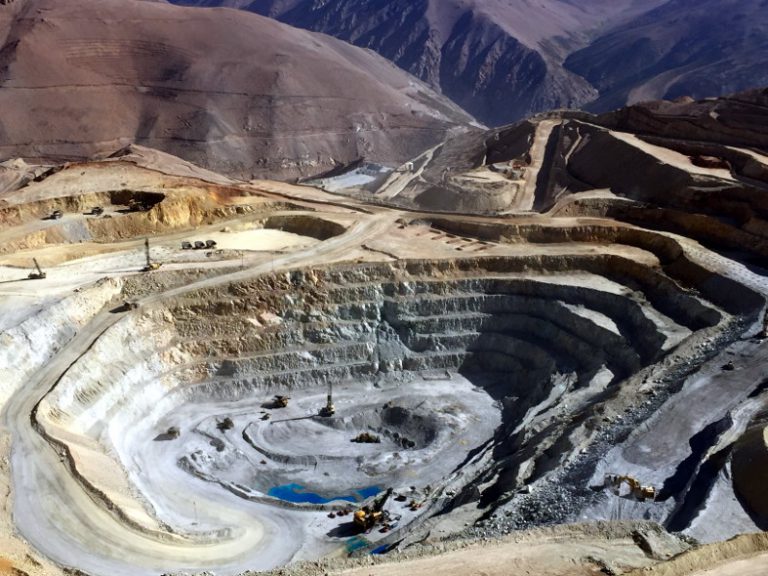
596, 88, 768, 151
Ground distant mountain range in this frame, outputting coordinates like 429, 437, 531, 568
0, 0, 472, 179
169, 0, 768, 126
565, 0, 768, 111
2, 0, 766, 181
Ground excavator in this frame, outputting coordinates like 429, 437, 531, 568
142, 238, 161, 272
353, 488, 393, 531
604, 474, 656, 501
27, 258, 46, 280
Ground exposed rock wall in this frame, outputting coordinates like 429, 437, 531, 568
0, 277, 121, 409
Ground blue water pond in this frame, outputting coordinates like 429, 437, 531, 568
268, 483, 382, 504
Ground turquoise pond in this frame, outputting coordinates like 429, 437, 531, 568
268, 483, 382, 504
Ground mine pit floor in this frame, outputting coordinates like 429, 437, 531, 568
135, 375, 500, 515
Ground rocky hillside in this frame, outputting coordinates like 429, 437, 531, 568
366, 87, 768, 225
564, 0, 768, 111
169, 0, 667, 126
596, 87, 768, 150
171, 0, 768, 126
0, 0, 473, 180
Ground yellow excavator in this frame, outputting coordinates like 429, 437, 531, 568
604, 474, 656, 501
353, 488, 393, 531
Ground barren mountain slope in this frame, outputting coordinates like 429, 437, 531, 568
0, 0, 473, 180
565, 0, 768, 110
169, 0, 666, 125
172, 0, 768, 125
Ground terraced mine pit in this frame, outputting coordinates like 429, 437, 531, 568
2, 94, 768, 576
14, 244, 761, 575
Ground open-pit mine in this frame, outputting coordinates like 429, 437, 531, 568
2, 91, 768, 576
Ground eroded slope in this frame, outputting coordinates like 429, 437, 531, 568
0, 0, 473, 180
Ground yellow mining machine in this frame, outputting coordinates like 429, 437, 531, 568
353, 488, 393, 531
605, 474, 656, 501
273, 395, 290, 408
27, 258, 46, 280
142, 238, 162, 272
351, 432, 381, 443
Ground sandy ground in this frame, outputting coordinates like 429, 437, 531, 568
608, 130, 735, 179
335, 539, 768, 576
180, 228, 318, 252
338, 537, 649, 576
520, 119, 558, 211
688, 553, 768, 576
376, 144, 442, 201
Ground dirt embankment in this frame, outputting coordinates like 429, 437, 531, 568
625, 533, 768, 576
264, 215, 347, 241
427, 217, 763, 316
596, 90, 768, 152
0, 196, 257, 254
250, 522, 688, 576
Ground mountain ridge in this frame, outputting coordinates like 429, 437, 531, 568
565, 0, 768, 111
0, 0, 474, 179
169, 0, 768, 125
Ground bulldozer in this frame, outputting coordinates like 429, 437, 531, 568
273, 395, 290, 408
142, 238, 162, 272
351, 432, 381, 444
27, 258, 46, 280
604, 474, 656, 501
353, 488, 393, 532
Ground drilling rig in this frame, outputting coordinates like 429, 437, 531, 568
27, 258, 46, 280
142, 238, 161, 272
319, 381, 335, 417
